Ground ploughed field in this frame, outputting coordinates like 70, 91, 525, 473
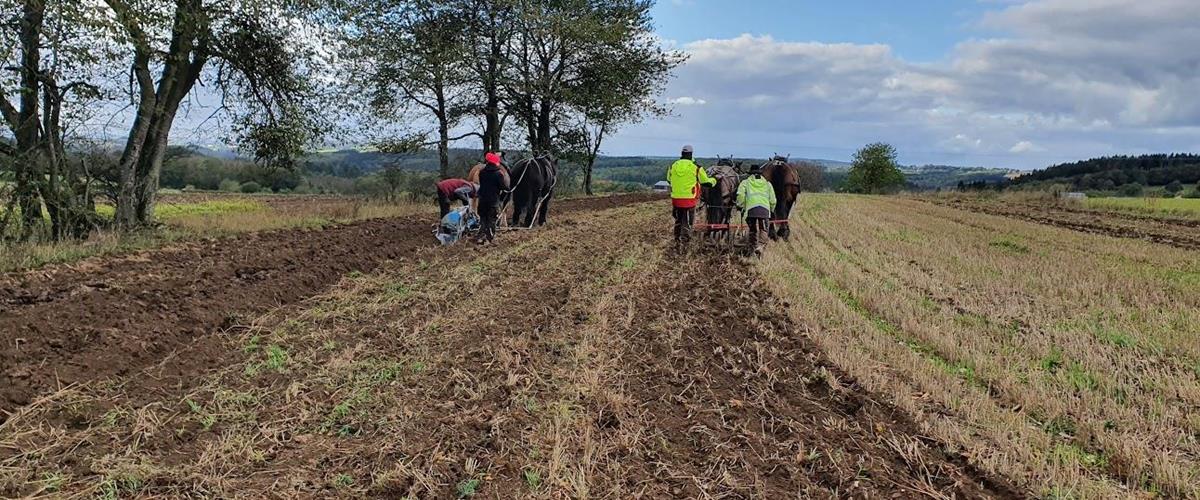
0, 194, 1012, 498
2, 192, 1194, 498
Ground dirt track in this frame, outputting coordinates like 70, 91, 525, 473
927, 197, 1200, 250
0, 197, 1019, 498
0, 193, 660, 418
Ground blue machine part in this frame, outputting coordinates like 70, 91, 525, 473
435, 207, 480, 245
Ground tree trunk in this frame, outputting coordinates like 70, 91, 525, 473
535, 99, 552, 154
583, 160, 594, 196
135, 112, 179, 221
437, 120, 450, 180
13, 0, 46, 239
436, 83, 450, 179
41, 84, 63, 239
482, 33, 502, 152
114, 52, 156, 227
115, 0, 207, 226
583, 123, 606, 196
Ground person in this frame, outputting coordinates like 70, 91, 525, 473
434, 178, 478, 218
736, 163, 777, 254
475, 152, 509, 244
667, 145, 716, 243
469, 152, 508, 185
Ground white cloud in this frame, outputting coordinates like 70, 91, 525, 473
1010, 140, 1044, 153
669, 96, 707, 106
613, 0, 1200, 168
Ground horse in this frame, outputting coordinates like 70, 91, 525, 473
506, 156, 558, 228
702, 159, 742, 240
761, 157, 800, 240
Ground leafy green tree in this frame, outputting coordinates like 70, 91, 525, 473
503, 0, 678, 156
1165, 180, 1184, 195
0, 0, 109, 240
239, 181, 262, 194
345, 0, 476, 178
103, 0, 334, 226
558, 10, 682, 194
846, 143, 905, 194
456, 0, 514, 152
1119, 183, 1143, 197
378, 164, 406, 202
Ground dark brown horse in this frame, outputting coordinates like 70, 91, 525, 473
506, 156, 557, 227
702, 159, 741, 239
761, 157, 800, 240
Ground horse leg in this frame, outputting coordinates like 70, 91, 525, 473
536, 191, 551, 226
720, 208, 731, 244
778, 198, 793, 240
521, 189, 537, 227
510, 190, 527, 227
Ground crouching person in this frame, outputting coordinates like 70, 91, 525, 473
435, 178, 477, 218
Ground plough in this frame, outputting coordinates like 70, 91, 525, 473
693, 220, 789, 231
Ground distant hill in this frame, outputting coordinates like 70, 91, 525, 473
902, 165, 1017, 190
1011, 154, 1200, 190
182, 145, 1005, 191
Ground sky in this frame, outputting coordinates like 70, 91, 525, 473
600, 0, 1200, 169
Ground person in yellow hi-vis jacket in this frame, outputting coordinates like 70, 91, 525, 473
736, 163, 777, 254
667, 145, 716, 242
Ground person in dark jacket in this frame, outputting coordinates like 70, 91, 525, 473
475, 152, 510, 244
435, 178, 477, 218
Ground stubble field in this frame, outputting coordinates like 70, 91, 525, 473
761, 194, 1199, 498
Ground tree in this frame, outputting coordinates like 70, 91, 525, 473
103, 0, 331, 227
0, 0, 109, 240
846, 143, 905, 194
1165, 180, 1184, 195
559, 15, 681, 194
503, 0, 670, 155
347, 0, 477, 178
1120, 183, 1143, 197
379, 164, 406, 202
794, 161, 824, 192
457, 0, 514, 153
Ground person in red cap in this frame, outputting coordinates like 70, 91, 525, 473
469, 151, 508, 185
475, 152, 510, 244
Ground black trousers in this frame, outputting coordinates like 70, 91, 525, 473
672, 207, 695, 242
437, 194, 469, 218
478, 202, 499, 242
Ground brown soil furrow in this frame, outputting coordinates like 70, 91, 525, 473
619, 250, 1020, 498
0, 193, 660, 419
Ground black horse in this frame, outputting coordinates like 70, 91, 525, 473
507, 156, 558, 227
761, 157, 800, 240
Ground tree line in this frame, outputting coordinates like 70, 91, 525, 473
1011, 154, 1200, 191
1, 0, 680, 242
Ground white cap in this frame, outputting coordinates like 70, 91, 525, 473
682, 145, 694, 153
